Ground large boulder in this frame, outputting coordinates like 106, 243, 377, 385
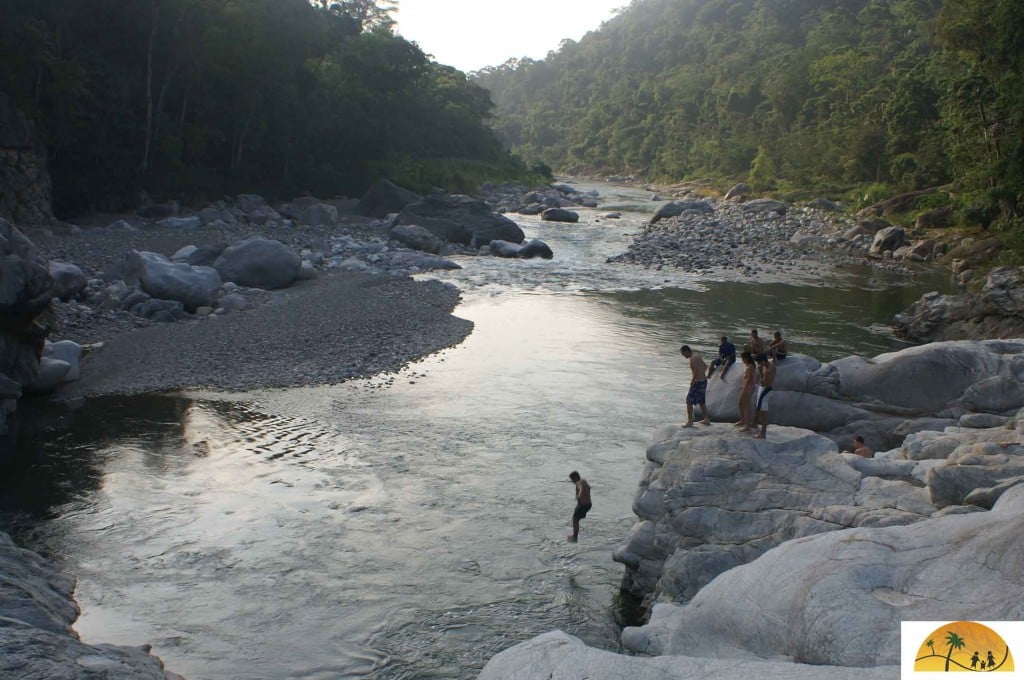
213, 238, 301, 290
870, 225, 909, 254
389, 224, 442, 254
42, 340, 81, 382
357, 179, 422, 218
704, 341, 1024, 449
479, 630, 895, 680
394, 193, 524, 247
487, 240, 522, 258
518, 239, 554, 259
47, 260, 88, 301
280, 198, 339, 226
124, 250, 222, 310
741, 198, 788, 214
613, 425, 934, 603
649, 200, 714, 225
540, 208, 579, 223
622, 482, 1024, 667
894, 268, 1024, 342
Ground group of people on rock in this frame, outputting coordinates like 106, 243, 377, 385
681, 329, 876, 456
681, 328, 787, 439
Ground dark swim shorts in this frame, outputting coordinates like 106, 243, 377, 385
573, 502, 592, 520
686, 380, 708, 405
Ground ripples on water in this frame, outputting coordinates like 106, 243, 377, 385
2, 182, 953, 678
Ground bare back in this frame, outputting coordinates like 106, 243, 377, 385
689, 354, 707, 383
740, 363, 755, 394
759, 361, 777, 388
575, 479, 591, 504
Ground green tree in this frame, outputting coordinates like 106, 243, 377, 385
943, 631, 965, 671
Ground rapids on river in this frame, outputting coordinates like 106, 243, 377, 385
2, 182, 950, 679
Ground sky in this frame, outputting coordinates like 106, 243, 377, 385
394, 1, 627, 73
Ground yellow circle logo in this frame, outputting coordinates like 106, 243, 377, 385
915, 621, 1015, 672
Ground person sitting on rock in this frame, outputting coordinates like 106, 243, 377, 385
707, 335, 737, 380
744, 328, 766, 356
753, 353, 775, 439
768, 331, 789, 360
852, 435, 873, 458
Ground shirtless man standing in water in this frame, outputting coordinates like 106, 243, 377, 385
568, 471, 591, 542
680, 345, 711, 427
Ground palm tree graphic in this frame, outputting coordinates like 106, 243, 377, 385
945, 631, 966, 671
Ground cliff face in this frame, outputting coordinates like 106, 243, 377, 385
0, 218, 54, 450
0, 92, 55, 225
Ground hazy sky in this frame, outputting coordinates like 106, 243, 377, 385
394, 1, 626, 73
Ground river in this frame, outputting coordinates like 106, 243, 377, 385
1, 182, 949, 679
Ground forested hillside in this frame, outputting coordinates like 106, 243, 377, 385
476, 0, 1023, 230
0, 0, 527, 216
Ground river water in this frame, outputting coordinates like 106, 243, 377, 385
2, 182, 949, 679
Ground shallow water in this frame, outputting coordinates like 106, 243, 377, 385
2, 182, 951, 679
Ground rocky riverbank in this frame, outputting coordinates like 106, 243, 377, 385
0, 531, 182, 680
479, 339, 1024, 679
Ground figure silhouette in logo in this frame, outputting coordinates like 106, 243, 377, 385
987, 650, 996, 669
970, 651, 980, 669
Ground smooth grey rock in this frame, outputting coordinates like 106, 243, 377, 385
42, 340, 82, 382
650, 200, 714, 224
541, 208, 579, 223
390, 224, 442, 253
624, 483, 1024, 667
742, 198, 787, 214
395, 193, 524, 246
236, 193, 268, 213
170, 245, 198, 262
959, 413, 1009, 429
870, 226, 909, 255
612, 425, 921, 602
281, 200, 338, 226
214, 238, 301, 290
25, 357, 70, 394
357, 179, 422, 218
297, 260, 317, 280
806, 197, 840, 211
723, 183, 750, 200
48, 261, 88, 301
518, 239, 554, 259
124, 251, 222, 310
488, 240, 522, 258
478, 630, 896, 680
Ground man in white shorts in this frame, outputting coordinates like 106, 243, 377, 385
754, 353, 776, 439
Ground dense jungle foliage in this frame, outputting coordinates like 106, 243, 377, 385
0, 0, 529, 216
476, 0, 1024, 234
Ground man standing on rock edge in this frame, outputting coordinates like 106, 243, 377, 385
568, 471, 591, 542
680, 345, 711, 427
754, 353, 776, 439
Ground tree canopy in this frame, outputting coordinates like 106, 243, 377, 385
0, 0, 526, 216
475, 0, 1024, 229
